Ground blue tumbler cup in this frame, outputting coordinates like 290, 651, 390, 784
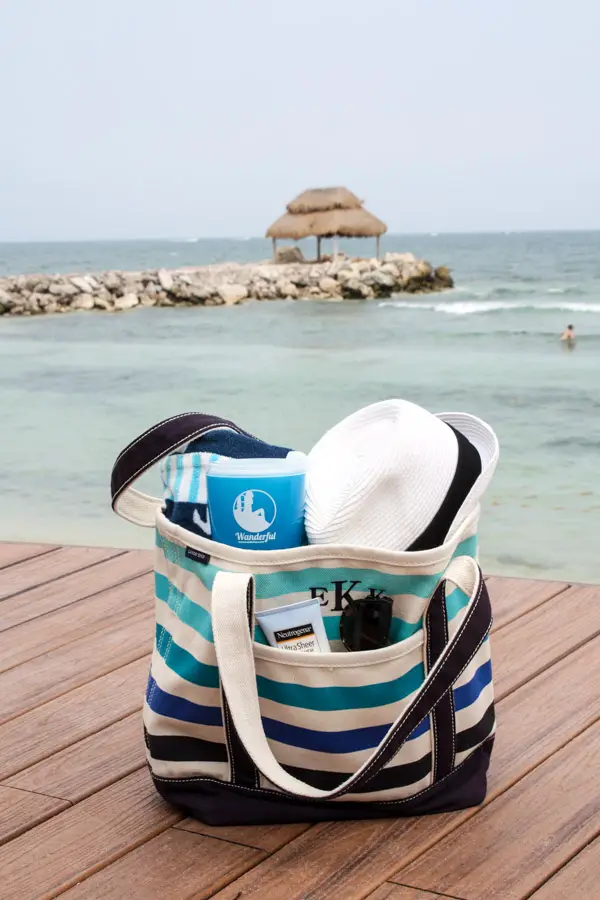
206, 454, 306, 550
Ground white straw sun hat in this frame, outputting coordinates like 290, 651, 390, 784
305, 399, 499, 551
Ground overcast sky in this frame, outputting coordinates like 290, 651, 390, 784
1, 0, 599, 241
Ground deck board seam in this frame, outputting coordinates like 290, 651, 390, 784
519, 827, 600, 900
0, 546, 60, 572
383, 713, 600, 885
389, 886, 466, 900
0, 588, 153, 675
0, 784, 75, 805
0, 548, 130, 602
0, 672, 146, 775
174, 821, 316, 853
38, 814, 186, 900
0, 555, 152, 631
490, 583, 572, 633
0, 649, 151, 726
496, 627, 600, 702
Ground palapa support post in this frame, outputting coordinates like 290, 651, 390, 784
333, 235, 339, 259
317, 236, 322, 262
272, 238, 277, 261
376, 235, 381, 259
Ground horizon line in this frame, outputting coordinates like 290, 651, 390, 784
1, 227, 600, 245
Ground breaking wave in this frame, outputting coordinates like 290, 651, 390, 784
379, 299, 600, 316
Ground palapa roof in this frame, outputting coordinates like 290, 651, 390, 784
266, 187, 387, 240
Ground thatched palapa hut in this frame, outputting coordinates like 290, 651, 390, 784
266, 187, 387, 261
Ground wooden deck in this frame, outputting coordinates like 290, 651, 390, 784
0, 542, 599, 900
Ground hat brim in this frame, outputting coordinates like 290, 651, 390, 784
435, 411, 499, 541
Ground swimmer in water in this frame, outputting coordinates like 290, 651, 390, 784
560, 324, 575, 345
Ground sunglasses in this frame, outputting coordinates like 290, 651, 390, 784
340, 595, 393, 652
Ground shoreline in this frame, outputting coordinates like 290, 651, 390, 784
0, 252, 453, 316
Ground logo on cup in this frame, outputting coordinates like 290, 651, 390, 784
233, 489, 277, 534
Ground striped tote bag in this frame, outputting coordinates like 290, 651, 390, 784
111, 413, 495, 825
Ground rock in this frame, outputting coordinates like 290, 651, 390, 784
371, 270, 395, 289
70, 276, 94, 293
103, 272, 122, 291
336, 269, 353, 285
289, 272, 311, 288
275, 245, 304, 265
342, 278, 369, 299
23, 293, 44, 313
217, 284, 248, 306
70, 294, 95, 311
384, 252, 417, 266
139, 294, 158, 307
157, 269, 174, 290
434, 265, 453, 288
318, 276, 340, 295
380, 263, 400, 280
49, 282, 79, 297
94, 294, 113, 310
172, 284, 211, 304
114, 293, 139, 310
276, 281, 299, 299
0, 288, 14, 311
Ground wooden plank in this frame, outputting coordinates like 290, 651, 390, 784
0, 605, 152, 723
207, 634, 600, 900
0, 656, 149, 779
529, 836, 600, 899
209, 819, 424, 900
4, 713, 144, 803
57, 829, 265, 899
0, 549, 152, 632
0, 784, 68, 846
366, 887, 460, 900
493, 583, 600, 700
395, 720, 600, 899
487, 575, 569, 632
175, 818, 311, 853
0, 542, 57, 569
0, 769, 181, 900
0, 545, 121, 601
0, 572, 153, 673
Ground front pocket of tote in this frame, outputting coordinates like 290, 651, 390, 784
253, 639, 433, 800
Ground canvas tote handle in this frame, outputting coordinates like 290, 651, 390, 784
212, 556, 492, 800
110, 413, 254, 527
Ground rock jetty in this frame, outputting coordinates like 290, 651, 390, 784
0, 252, 453, 317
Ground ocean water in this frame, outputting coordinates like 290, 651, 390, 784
1, 231, 600, 583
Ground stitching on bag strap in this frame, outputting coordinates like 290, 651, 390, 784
352, 572, 487, 794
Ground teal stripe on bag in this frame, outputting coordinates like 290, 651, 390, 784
157, 534, 477, 601
155, 573, 215, 642
156, 574, 470, 651
155, 623, 220, 688
156, 618, 425, 711
158, 539, 450, 601
256, 662, 425, 711
446, 586, 470, 619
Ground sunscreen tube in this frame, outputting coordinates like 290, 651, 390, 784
256, 598, 331, 653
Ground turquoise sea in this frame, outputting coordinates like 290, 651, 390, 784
1, 231, 600, 583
